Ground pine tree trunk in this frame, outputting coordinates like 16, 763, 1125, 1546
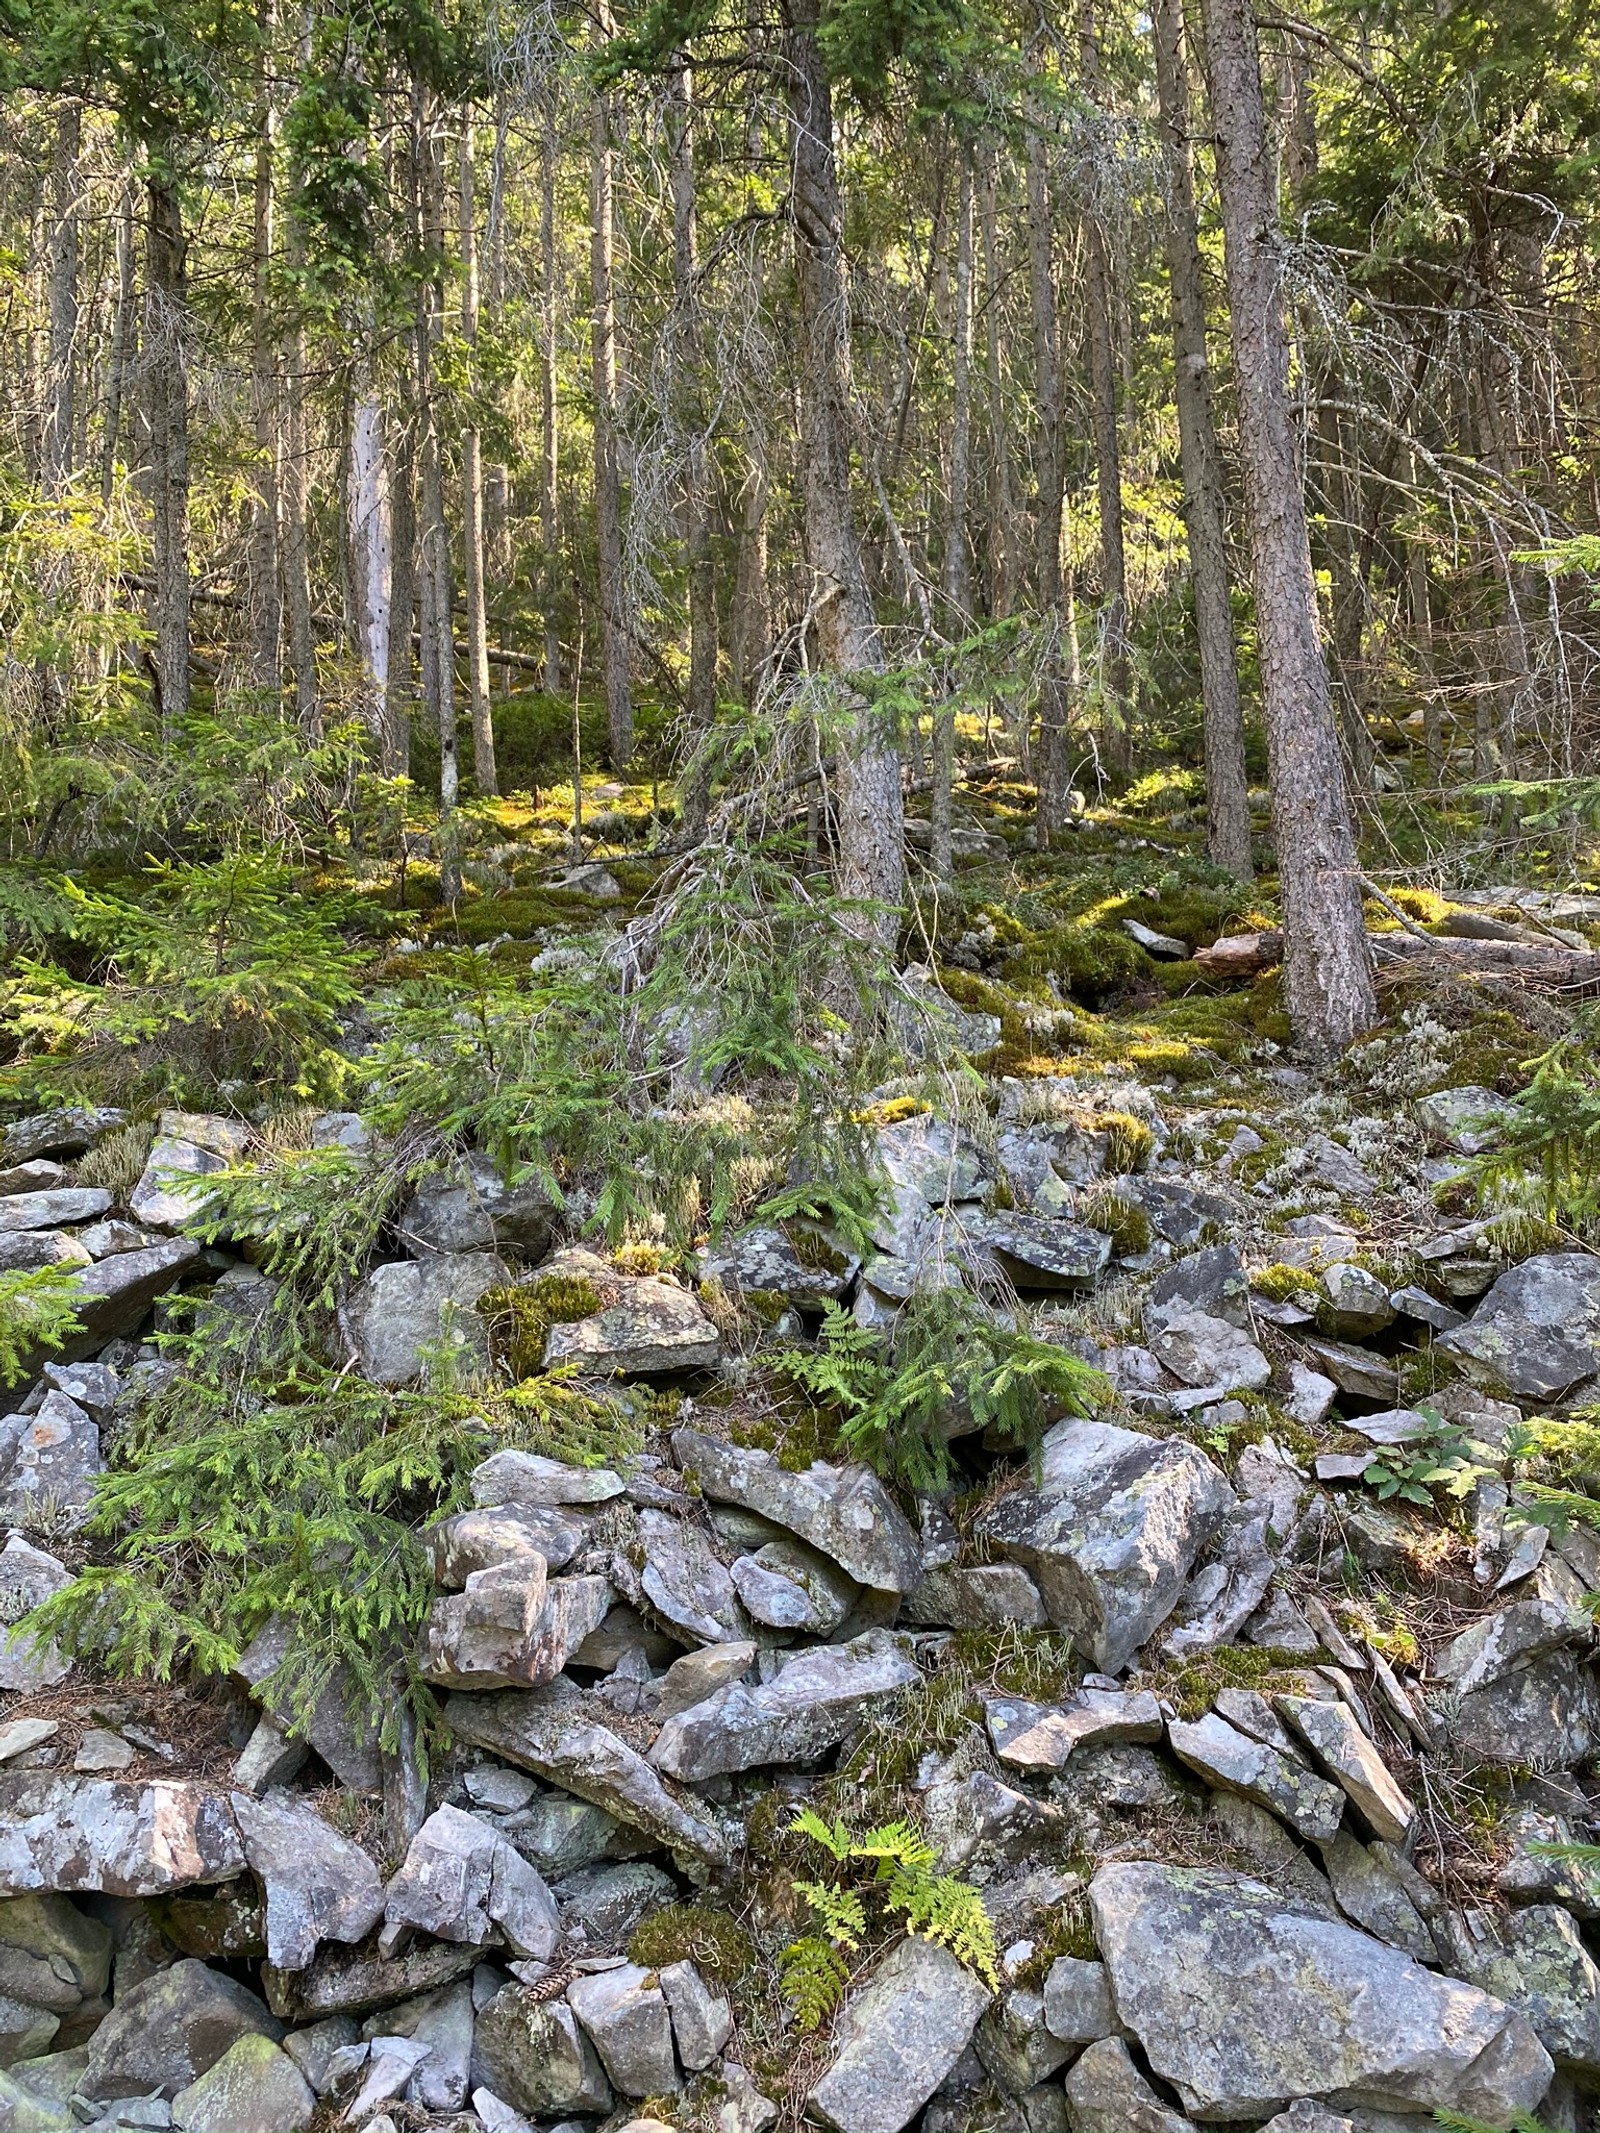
386, 405, 417, 782
1200, 0, 1376, 1054
1027, 116, 1069, 845
540, 107, 562, 697
672, 66, 717, 754
248, 5, 282, 696
784, 0, 903, 948
730, 437, 771, 705
347, 362, 391, 750
1079, 0, 1131, 772
484, 90, 511, 599
415, 86, 459, 900
145, 171, 191, 730
979, 145, 1018, 619
932, 149, 974, 885
1151, 0, 1251, 879
101, 180, 137, 504
459, 120, 496, 795
43, 100, 79, 493
591, 11, 633, 769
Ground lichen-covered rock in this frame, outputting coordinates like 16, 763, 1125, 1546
808, 1936, 991, 2133
365, 1978, 475, 2113
1430, 1599, 1584, 1697
0, 1190, 111, 1234
730, 1539, 857, 1633
1318, 1263, 1394, 1339
1276, 1696, 1414, 1846
905, 1564, 1047, 1632
0, 1539, 72, 1695
0, 1109, 126, 1165
957, 1209, 1111, 1290
80, 1958, 282, 2101
421, 1565, 611, 1691
545, 1277, 720, 1375
618, 1509, 748, 1645
0, 1392, 102, 1526
693, 1224, 858, 1310
1447, 1649, 1600, 1767
1444, 1903, 1600, 2077
262, 1939, 479, 2022
1063, 2037, 1198, 2133
1090, 1861, 1553, 2122
230, 1789, 384, 1972
568, 1964, 679, 2097
975, 1417, 1235, 1671
983, 1688, 1162, 1771
1041, 1958, 1117, 2046
0, 1776, 244, 1898
129, 1111, 252, 1231
342, 1251, 508, 1385
170, 2033, 314, 2133
650, 1630, 919, 1780
381, 1804, 559, 1961
658, 1961, 731, 2072
471, 1449, 626, 1509
398, 1152, 553, 1260
1417, 1085, 1519, 1154
1438, 1252, 1600, 1399
867, 1113, 991, 1258
1166, 1713, 1345, 1842
1316, 1832, 1434, 1963
430, 1503, 585, 1583
672, 1428, 922, 1592
471, 1986, 613, 2117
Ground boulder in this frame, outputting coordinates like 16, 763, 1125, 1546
0, 1777, 243, 1898
808, 1936, 991, 2133
1315, 1833, 1434, 1963
672, 1429, 921, 1592
471, 1449, 626, 1509
0, 1894, 111, 2033
421, 1566, 611, 1692
867, 1113, 991, 1257
658, 1961, 731, 2072
471, 1987, 613, 2118
398, 1153, 553, 1261
0, 1109, 126, 1165
1446, 1903, 1600, 2076
1437, 1253, 1600, 1399
0, 1231, 90, 1273
445, 1684, 728, 1865
381, 1805, 559, 1961
1042, 1957, 1117, 2046
170, 2034, 315, 2133
730, 1540, 857, 1633
922, 1772, 1063, 1883
1417, 1086, 1519, 1154
957, 1210, 1111, 1290
1296, 1338, 1399, 1404
1144, 1246, 1252, 1333
693, 1224, 858, 1311
653, 1641, 756, 1720
53, 1236, 202, 1358
342, 1252, 508, 1386
1447, 1649, 1600, 1766
983, 1689, 1163, 1771
545, 1277, 720, 1375
1429, 1599, 1584, 1697
974, 1985, 1073, 2093
1149, 1310, 1271, 1392
128, 1112, 251, 1231
1123, 1177, 1236, 1249
975, 1418, 1235, 1671
80, 1958, 282, 2102
568, 1964, 679, 2097
620, 1509, 747, 1644
0, 1539, 73, 1693
1063, 2037, 1198, 2133
430, 1503, 585, 1583
0, 1191, 111, 1234
1276, 1696, 1413, 1846
1318, 1264, 1394, 1339
904, 1565, 1048, 1632
365, 1978, 475, 2113
650, 1629, 919, 1780
1089, 1861, 1553, 2122
230, 1790, 385, 1972
234, 1622, 381, 1793
262, 1940, 479, 2022
1166, 1713, 1345, 1842
0, 1394, 101, 1525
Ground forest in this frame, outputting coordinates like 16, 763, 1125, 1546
6, 0, 1600, 2130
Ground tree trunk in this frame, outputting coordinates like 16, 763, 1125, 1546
784, 0, 904, 947
415, 85, 459, 899
730, 435, 771, 704
42, 100, 80, 492
1078, 0, 1131, 772
1027, 114, 1069, 845
145, 171, 191, 729
539, 106, 562, 697
458, 119, 496, 794
101, 179, 137, 504
386, 404, 417, 781
1200, 0, 1376, 1054
248, 4, 282, 695
484, 90, 511, 597
347, 362, 391, 751
979, 144, 1018, 619
591, 9, 633, 768
1407, 452, 1440, 775
1151, 0, 1251, 879
671, 60, 718, 836
932, 147, 974, 885
281, 118, 317, 737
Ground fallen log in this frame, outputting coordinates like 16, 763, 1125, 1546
1194, 928, 1600, 991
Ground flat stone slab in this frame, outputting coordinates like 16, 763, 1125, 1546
0, 1776, 244, 1898
808, 1934, 991, 2133
671, 1428, 921, 1592
650, 1630, 919, 1781
983, 1689, 1163, 1770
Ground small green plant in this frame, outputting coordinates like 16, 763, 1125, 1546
1361, 1406, 1500, 1507
1474, 1007, 1600, 1238
628, 1903, 756, 1984
773, 1290, 1107, 1492
0, 1266, 85, 1385
779, 1807, 999, 2031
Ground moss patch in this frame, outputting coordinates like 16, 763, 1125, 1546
629, 1903, 756, 1983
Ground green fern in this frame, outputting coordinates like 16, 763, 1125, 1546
793, 1881, 867, 1948
780, 1935, 852, 2031
0, 1265, 85, 1386
788, 1806, 856, 1862
1433, 2111, 1561, 2133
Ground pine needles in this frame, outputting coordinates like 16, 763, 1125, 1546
0, 1265, 84, 1386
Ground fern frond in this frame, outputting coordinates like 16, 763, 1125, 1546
854, 1820, 938, 1872
789, 1805, 855, 1861
780, 1936, 850, 2031
794, 1880, 867, 1948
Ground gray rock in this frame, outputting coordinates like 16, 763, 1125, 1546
904, 1565, 1047, 1631
1277, 1696, 1414, 1846
1160, 1501, 1277, 1660
1317, 1832, 1434, 1962
0, 1110, 125, 1165
1145, 1246, 1253, 1332
464, 1764, 538, 1813
471, 1987, 613, 2118
983, 1689, 1163, 1771
338, 2033, 430, 2121
362, 1979, 475, 2112
1283, 1363, 1337, 1427
671, 1429, 921, 1592
169, 2034, 314, 2133
128, 1113, 251, 1231
868, 1114, 992, 1257
0, 1777, 243, 1898
658, 1961, 730, 2072
958, 1211, 1111, 1290
422, 1566, 611, 1692
342, 1252, 508, 1386
1319, 1264, 1395, 1339
446, 1684, 727, 1865
1417, 1086, 1518, 1154
0, 1230, 90, 1273
1497, 1806, 1600, 1916
280, 2016, 360, 2095
545, 1278, 720, 1376
41, 1362, 117, 1418
808, 1936, 991, 2133
1429, 1599, 1584, 1697
381, 1805, 558, 1962
1389, 1285, 1465, 1331
730, 1540, 857, 1633
431, 1504, 585, 1583
693, 1224, 858, 1311
398, 1153, 553, 1261
0, 1895, 111, 2046
234, 1622, 381, 1793
1448, 1649, 1600, 1766
230, 1790, 385, 1972
554, 1860, 676, 1946
0, 1539, 72, 1693
495, 1796, 629, 1878
0, 1191, 111, 1235
921, 1772, 1063, 1884
75, 1219, 153, 1260
0, 1393, 101, 1525
1447, 1904, 1600, 2077
70, 1729, 128, 1774
567, 1965, 678, 2097
0, 1719, 58, 1767
1090, 1861, 1553, 2122
1167, 1712, 1346, 1841
1149, 1310, 1271, 1391
1062, 2037, 1198, 2133
1438, 1253, 1600, 1400
261, 1941, 479, 2023
974, 1986, 1073, 2094
654, 1642, 756, 1721
81, 1960, 282, 2102
623, 1510, 747, 1644
1297, 1338, 1399, 1404
1042, 1958, 1117, 2046
975, 1417, 1235, 1672
650, 1629, 919, 1780
1122, 1177, 1236, 1249
471, 1450, 626, 1509
0, 1162, 69, 1199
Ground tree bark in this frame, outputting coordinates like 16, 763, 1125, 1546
145, 171, 191, 729
1027, 114, 1069, 845
459, 118, 497, 794
671, 60, 718, 837
386, 402, 417, 782
42, 100, 80, 493
978, 144, 1018, 619
1200, 0, 1376, 1054
415, 85, 459, 899
730, 435, 771, 704
248, 3, 282, 695
1151, 0, 1251, 879
101, 179, 137, 505
784, 0, 904, 947
1078, 0, 1131, 771
591, 9, 633, 768
347, 361, 391, 751
932, 147, 974, 884
539, 105, 562, 697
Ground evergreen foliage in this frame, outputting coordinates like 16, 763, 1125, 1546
0, 1266, 85, 1386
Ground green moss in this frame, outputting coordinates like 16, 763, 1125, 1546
1011, 1893, 1098, 1983
1004, 923, 1153, 1007
1152, 1643, 1306, 1722
629, 1904, 756, 1984
481, 1274, 602, 1378
1250, 1262, 1318, 1304
1095, 1111, 1155, 1175
785, 1225, 849, 1276
428, 885, 608, 944
1076, 1184, 1152, 1256
856, 1094, 931, 1126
